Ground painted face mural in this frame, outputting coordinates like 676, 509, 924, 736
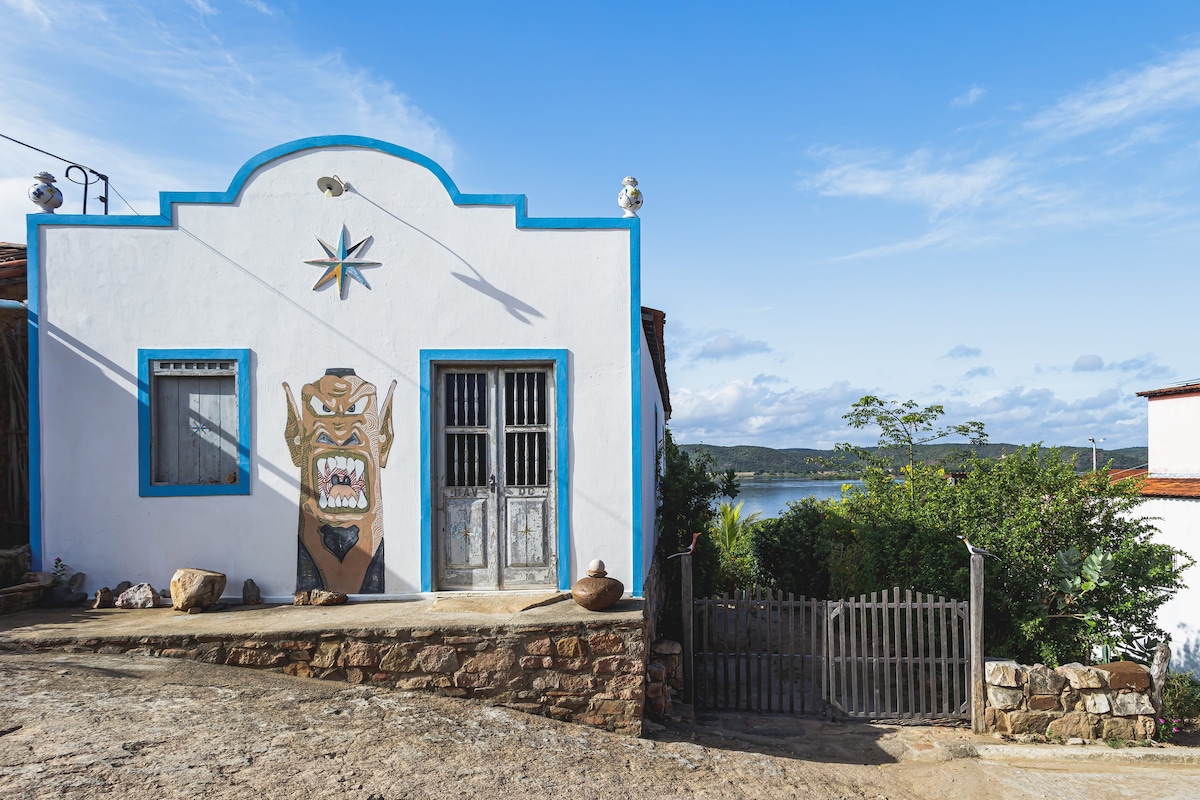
284, 369, 396, 593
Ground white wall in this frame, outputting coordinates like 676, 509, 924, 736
37, 145, 637, 600
1148, 393, 1200, 476
1135, 497, 1200, 672
639, 329, 666, 592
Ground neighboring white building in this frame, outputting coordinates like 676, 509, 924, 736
28, 136, 669, 601
1132, 382, 1200, 672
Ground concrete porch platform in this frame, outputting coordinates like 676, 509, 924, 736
0, 597, 648, 735
0, 594, 643, 644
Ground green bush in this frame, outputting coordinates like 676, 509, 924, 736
1162, 670, 1200, 737
712, 501, 759, 591
751, 392, 1193, 667
752, 496, 866, 598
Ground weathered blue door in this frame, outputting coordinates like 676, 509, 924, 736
435, 366, 556, 590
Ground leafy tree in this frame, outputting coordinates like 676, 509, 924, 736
757, 394, 1192, 666
653, 429, 738, 638
1050, 546, 1115, 620
950, 449, 1190, 665
839, 395, 987, 503
712, 500, 760, 590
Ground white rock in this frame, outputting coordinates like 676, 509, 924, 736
114, 582, 161, 609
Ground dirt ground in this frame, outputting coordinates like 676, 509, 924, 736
2, 651, 1199, 800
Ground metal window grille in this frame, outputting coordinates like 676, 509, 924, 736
504, 372, 547, 487
445, 373, 488, 487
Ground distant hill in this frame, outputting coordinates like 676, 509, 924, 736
678, 443, 1148, 477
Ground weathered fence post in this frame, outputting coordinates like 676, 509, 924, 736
970, 553, 985, 734
681, 552, 694, 706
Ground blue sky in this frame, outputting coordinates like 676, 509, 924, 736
4, 1, 1200, 451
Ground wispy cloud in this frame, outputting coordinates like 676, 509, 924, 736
185, 0, 217, 15
1027, 48, 1200, 139
946, 345, 982, 358
239, 0, 276, 13
952, 84, 986, 108
951, 386, 1144, 447
804, 148, 1018, 216
670, 377, 1148, 448
671, 378, 868, 447
2, 0, 50, 25
1071, 353, 1171, 381
0, 1, 453, 240
694, 333, 772, 361
963, 366, 994, 379
1106, 123, 1171, 155
800, 44, 1200, 258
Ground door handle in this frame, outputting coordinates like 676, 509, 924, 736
488, 474, 497, 492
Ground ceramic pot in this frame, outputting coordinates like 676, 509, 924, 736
571, 559, 624, 611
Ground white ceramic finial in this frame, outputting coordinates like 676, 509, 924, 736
617, 176, 642, 218
587, 558, 607, 577
29, 172, 63, 214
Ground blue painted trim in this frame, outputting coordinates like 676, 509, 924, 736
26, 216, 41, 571
23, 134, 638, 579
420, 349, 570, 592
137, 348, 251, 496
629, 222, 644, 597
152, 136, 639, 232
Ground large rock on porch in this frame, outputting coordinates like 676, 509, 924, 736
115, 583, 161, 608
170, 569, 227, 612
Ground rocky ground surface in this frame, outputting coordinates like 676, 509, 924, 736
3, 650, 1200, 800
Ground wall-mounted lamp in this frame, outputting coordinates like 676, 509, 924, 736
317, 175, 345, 198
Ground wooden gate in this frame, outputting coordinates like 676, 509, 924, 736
691, 586, 971, 720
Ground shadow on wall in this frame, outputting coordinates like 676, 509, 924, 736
351, 188, 545, 325
450, 266, 544, 325
37, 331, 415, 600
1174, 626, 1200, 674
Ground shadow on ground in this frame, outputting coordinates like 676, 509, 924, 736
649, 711, 974, 765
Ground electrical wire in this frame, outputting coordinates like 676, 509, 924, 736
0, 132, 102, 175
1, 131, 139, 214
106, 185, 139, 215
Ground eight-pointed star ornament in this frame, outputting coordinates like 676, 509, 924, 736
304, 227, 380, 297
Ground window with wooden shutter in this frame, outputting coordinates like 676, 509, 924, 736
138, 349, 251, 496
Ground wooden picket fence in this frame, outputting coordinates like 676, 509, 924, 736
690, 586, 971, 719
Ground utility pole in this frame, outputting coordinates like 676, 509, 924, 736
1087, 437, 1105, 472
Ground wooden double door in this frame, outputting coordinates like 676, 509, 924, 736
435, 365, 557, 590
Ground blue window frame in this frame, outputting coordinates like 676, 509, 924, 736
138, 348, 251, 496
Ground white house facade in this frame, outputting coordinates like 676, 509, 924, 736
27, 136, 669, 602
1131, 382, 1200, 672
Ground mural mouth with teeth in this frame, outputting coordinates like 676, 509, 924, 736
314, 453, 370, 511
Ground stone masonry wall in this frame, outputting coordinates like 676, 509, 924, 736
645, 639, 684, 719
984, 659, 1158, 742
7, 620, 646, 735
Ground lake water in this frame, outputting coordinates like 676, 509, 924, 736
732, 478, 862, 520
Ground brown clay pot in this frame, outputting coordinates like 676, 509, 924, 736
571, 559, 624, 611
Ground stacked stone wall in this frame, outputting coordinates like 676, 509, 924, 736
984, 659, 1158, 741
5, 619, 646, 735
645, 639, 685, 719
